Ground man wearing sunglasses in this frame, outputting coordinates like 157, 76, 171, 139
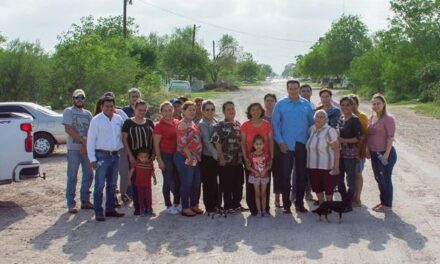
62, 89, 94, 214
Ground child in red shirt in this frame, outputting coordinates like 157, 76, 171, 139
130, 149, 157, 217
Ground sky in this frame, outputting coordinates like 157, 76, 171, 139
0, 0, 392, 74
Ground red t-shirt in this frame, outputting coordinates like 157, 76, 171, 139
240, 120, 273, 158
135, 160, 153, 187
153, 118, 179, 154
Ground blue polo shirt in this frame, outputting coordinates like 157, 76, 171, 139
272, 96, 314, 151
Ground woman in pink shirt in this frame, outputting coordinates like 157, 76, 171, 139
366, 93, 397, 212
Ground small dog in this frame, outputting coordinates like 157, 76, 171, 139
312, 196, 352, 224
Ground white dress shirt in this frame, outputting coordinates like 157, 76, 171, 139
87, 112, 124, 162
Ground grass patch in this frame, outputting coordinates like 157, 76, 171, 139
412, 102, 440, 118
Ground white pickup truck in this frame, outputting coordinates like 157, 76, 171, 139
0, 112, 40, 185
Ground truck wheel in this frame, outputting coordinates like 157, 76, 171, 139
33, 133, 55, 158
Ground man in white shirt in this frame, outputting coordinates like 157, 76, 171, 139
87, 96, 125, 221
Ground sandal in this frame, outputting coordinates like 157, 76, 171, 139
372, 203, 382, 210
373, 205, 392, 212
181, 208, 196, 217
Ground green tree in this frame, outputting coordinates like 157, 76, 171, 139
236, 53, 259, 82
160, 27, 210, 81
209, 34, 240, 82
51, 16, 140, 108
0, 39, 52, 102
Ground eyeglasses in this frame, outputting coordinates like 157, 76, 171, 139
74, 96, 85, 101
204, 108, 215, 112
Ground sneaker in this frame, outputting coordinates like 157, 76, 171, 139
166, 206, 179, 215
282, 208, 291, 214
68, 207, 78, 214
80, 201, 94, 210
173, 204, 182, 212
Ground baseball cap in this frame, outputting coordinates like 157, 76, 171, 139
170, 98, 182, 105
72, 89, 86, 97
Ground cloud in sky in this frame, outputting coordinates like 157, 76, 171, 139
0, 0, 392, 73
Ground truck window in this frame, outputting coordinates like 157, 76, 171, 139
0, 105, 34, 118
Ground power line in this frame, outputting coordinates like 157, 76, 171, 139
137, 0, 315, 44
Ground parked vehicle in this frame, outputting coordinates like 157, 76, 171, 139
167, 80, 191, 93
0, 102, 66, 158
0, 112, 40, 185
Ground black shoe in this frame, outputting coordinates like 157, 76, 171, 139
282, 208, 291, 214
134, 210, 140, 216
95, 215, 105, 222
114, 200, 121, 208
295, 205, 308, 213
105, 211, 125, 217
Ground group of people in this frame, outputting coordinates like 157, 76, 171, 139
63, 80, 397, 222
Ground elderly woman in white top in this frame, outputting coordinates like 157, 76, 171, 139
306, 109, 340, 205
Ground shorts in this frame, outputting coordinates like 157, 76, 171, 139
356, 159, 365, 173
248, 175, 270, 185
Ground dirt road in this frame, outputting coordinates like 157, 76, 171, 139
1, 80, 440, 263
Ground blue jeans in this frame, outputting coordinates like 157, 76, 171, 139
93, 152, 119, 215
174, 152, 200, 209
370, 147, 397, 207
338, 158, 357, 208
161, 152, 181, 207
66, 150, 93, 208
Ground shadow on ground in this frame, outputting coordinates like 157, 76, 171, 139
30, 204, 428, 262
0, 201, 27, 232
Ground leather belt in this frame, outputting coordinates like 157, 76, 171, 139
96, 149, 119, 155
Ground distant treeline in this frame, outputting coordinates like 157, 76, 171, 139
0, 16, 274, 110
292, 0, 440, 103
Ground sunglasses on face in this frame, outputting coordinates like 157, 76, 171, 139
74, 96, 85, 100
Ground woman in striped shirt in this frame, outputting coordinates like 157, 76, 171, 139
306, 109, 340, 205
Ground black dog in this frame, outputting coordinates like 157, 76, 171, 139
312, 196, 352, 224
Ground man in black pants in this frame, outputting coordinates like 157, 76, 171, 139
271, 80, 314, 213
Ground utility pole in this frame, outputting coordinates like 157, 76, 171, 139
190, 24, 200, 82
123, 0, 133, 38
212, 40, 216, 60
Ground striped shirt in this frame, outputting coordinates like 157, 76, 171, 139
306, 124, 338, 170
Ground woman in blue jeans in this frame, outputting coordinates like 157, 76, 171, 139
153, 101, 181, 215
367, 93, 397, 212
174, 101, 203, 217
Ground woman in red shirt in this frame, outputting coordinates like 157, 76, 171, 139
173, 101, 203, 217
241, 102, 274, 216
153, 101, 181, 215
